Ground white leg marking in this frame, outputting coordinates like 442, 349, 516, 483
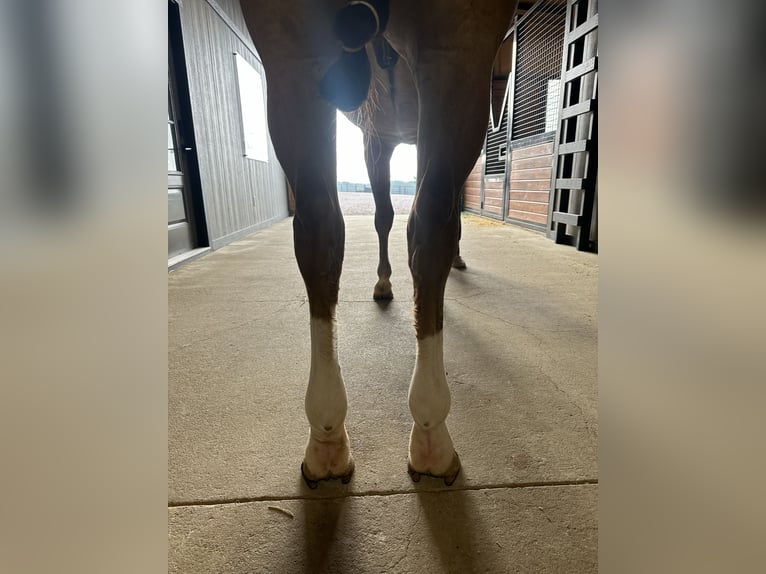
306, 316, 347, 433
303, 315, 352, 478
408, 332, 450, 428
408, 332, 456, 474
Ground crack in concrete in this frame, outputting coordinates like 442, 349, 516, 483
449, 299, 544, 344
444, 289, 488, 301
168, 478, 598, 509
450, 298, 589, 337
537, 505, 554, 524
544, 370, 597, 440
450, 297, 597, 439
387, 503, 422, 571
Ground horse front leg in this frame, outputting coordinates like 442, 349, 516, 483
406, 190, 462, 486
264, 83, 354, 488
291, 147, 354, 488
301, 306, 354, 487
401, 35, 508, 485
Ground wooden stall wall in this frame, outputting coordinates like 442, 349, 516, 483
507, 136, 555, 229
463, 154, 484, 214
482, 177, 505, 219
179, 0, 288, 249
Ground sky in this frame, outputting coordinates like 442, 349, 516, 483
336, 111, 417, 183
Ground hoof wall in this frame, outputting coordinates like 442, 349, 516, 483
373, 291, 394, 301
339, 459, 355, 484
407, 452, 461, 486
301, 463, 319, 489
301, 460, 355, 489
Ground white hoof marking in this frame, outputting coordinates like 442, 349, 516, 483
303, 316, 352, 477
407, 332, 456, 473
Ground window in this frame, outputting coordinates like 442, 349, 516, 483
234, 53, 269, 162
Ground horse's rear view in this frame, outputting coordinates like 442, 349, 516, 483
239, 0, 516, 487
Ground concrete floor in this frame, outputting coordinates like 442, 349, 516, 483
169, 194, 598, 573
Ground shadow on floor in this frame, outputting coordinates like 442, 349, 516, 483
301, 495, 348, 574
414, 478, 506, 573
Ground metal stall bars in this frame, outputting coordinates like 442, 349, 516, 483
547, 0, 598, 251
504, 0, 568, 231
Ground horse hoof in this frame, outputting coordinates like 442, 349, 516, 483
407, 463, 422, 482
373, 280, 394, 301
452, 255, 467, 270
339, 459, 355, 484
373, 291, 393, 301
443, 466, 460, 486
407, 452, 461, 485
301, 463, 319, 489
443, 451, 461, 486
301, 460, 354, 488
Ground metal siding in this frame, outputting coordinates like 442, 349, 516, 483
214, 0, 255, 47
179, 0, 288, 248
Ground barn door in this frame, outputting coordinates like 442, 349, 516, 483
167, 86, 194, 258
168, 0, 207, 262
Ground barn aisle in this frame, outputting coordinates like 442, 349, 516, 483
168, 195, 598, 572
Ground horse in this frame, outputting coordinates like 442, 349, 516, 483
239, 0, 516, 486
343, 37, 467, 301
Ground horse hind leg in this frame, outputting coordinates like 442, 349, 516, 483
364, 134, 396, 300
452, 211, 467, 270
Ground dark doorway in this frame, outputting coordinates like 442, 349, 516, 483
168, 0, 207, 260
